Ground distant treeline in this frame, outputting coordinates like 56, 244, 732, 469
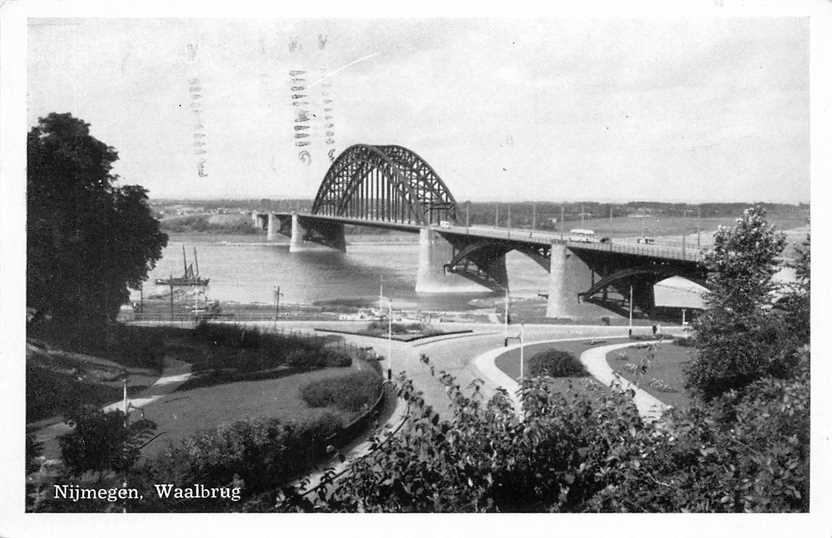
460, 201, 808, 230
160, 214, 258, 234
154, 199, 808, 234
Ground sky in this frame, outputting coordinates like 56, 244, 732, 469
27, 17, 809, 203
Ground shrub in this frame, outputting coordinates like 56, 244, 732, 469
134, 413, 342, 511
301, 371, 383, 412
276, 360, 809, 513
528, 349, 588, 377
189, 323, 350, 373
59, 406, 156, 478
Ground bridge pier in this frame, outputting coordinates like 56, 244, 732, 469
546, 243, 570, 318
289, 213, 346, 252
289, 213, 307, 251
266, 213, 277, 240
416, 229, 488, 293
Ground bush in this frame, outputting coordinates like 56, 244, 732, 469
301, 371, 383, 412
276, 361, 809, 513
59, 406, 156, 477
528, 349, 588, 377
189, 323, 351, 373
134, 413, 341, 511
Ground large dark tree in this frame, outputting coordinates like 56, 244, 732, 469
27, 113, 167, 324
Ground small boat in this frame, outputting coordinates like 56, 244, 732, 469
155, 246, 210, 287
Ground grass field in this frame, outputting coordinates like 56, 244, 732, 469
494, 339, 612, 398
605, 341, 696, 409
139, 366, 357, 457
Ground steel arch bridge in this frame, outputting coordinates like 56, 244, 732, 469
310, 144, 457, 226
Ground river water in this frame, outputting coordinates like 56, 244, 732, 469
136, 233, 611, 317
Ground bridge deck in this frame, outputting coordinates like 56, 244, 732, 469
273, 212, 703, 263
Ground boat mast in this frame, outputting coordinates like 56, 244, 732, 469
182, 245, 188, 277
193, 248, 200, 277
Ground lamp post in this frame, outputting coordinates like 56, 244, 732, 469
519, 322, 525, 381
628, 284, 634, 337
696, 206, 701, 249
503, 286, 510, 345
273, 285, 283, 325
387, 297, 393, 381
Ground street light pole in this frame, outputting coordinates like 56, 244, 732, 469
466, 201, 470, 231
628, 284, 634, 337
503, 286, 510, 345
519, 322, 525, 381
273, 285, 283, 325
387, 298, 393, 381
696, 206, 701, 249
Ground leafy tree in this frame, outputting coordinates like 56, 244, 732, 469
778, 233, 810, 344
27, 113, 167, 324
685, 206, 797, 399
273, 369, 808, 513
58, 406, 156, 478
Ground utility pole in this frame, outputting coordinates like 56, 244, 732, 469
531, 203, 536, 230
628, 284, 634, 337
560, 205, 565, 241
169, 275, 174, 321
387, 297, 393, 381
609, 205, 613, 226
696, 206, 701, 249
580, 204, 585, 227
503, 286, 510, 345
465, 201, 470, 230
495, 204, 499, 227
519, 323, 525, 380
273, 285, 283, 322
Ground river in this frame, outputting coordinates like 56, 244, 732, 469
135, 232, 612, 317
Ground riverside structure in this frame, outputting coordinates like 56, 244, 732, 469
253, 144, 707, 318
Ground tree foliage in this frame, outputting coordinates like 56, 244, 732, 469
27, 113, 167, 324
58, 406, 157, 477
528, 349, 588, 377
274, 366, 808, 513
685, 206, 803, 399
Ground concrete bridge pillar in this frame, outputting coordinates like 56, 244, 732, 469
416, 229, 490, 293
546, 243, 586, 318
266, 213, 277, 240
546, 242, 571, 318
251, 211, 260, 230
289, 213, 308, 252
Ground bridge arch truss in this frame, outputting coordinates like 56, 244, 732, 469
311, 144, 457, 226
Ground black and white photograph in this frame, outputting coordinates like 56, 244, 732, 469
1, 1, 830, 536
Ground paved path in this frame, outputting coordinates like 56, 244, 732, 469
579, 341, 670, 421
472, 335, 631, 414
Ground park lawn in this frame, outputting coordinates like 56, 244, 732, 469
605, 341, 696, 410
495, 339, 610, 398
140, 366, 356, 457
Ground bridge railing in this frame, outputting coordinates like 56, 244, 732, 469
566, 240, 704, 262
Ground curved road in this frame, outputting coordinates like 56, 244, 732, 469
240, 321, 669, 419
